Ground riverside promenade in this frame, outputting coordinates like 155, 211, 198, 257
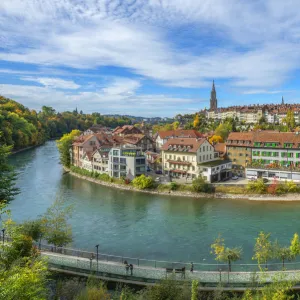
40, 244, 300, 287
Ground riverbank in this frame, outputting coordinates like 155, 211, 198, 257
11, 143, 44, 154
65, 167, 300, 201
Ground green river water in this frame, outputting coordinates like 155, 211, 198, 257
7, 141, 300, 264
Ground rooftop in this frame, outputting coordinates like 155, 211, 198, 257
198, 159, 231, 167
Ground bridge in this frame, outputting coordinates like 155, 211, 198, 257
38, 244, 300, 288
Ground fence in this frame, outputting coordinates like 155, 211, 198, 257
2, 236, 300, 285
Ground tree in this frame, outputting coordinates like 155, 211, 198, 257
193, 114, 200, 128
0, 144, 19, 202
191, 280, 198, 300
290, 233, 300, 257
42, 196, 73, 247
172, 121, 180, 130
253, 232, 273, 269
211, 235, 242, 272
20, 219, 44, 248
132, 175, 154, 190
214, 123, 231, 140
273, 240, 293, 269
283, 109, 295, 131
192, 176, 214, 193
56, 129, 81, 167
209, 135, 223, 144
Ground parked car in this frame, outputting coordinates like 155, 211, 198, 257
262, 178, 269, 183
155, 170, 162, 174
232, 176, 239, 180
155, 177, 160, 182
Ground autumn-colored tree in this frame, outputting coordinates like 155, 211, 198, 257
253, 231, 273, 269
283, 109, 296, 131
193, 114, 200, 128
209, 135, 223, 144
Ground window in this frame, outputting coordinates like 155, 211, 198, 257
203, 168, 208, 171
113, 150, 119, 156
120, 165, 126, 171
210, 154, 212, 159
120, 158, 126, 164
113, 157, 119, 163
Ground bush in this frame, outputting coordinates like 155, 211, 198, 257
132, 175, 154, 190
246, 179, 267, 194
192, 177, 215, 193
170, 182, 178, 191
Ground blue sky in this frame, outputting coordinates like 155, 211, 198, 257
0, 0, 300, 117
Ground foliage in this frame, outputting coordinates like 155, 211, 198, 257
211, 235, 242, 272
57, 129, 81, 167
74, 281, 110, 300
20, 219, 44, 245
0, 96, 137, 150
214, 123, 232, 140
246, 179, 267, 194
42, 196, 73, 247
143, 278, 191, 300
132, 175, 154, 190
253, 231, 273, 269
191, 280, 199, 300
0, 259, 48, 300
215, 185, 246, 194
192, 176, 214, 193
283, 109, 296, 131
170, 182, 178, 191
209, 135, 224, 144
0, 143, 19, 202
193, 114, 200, 128
273, 240, 293, 269
290, 233, 300, 257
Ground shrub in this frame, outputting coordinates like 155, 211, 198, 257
246, 179, 266, 194
132, 175, 154, 190
192, 177, 215, 193
170, 182, 178, 191
285, 181, 299, 193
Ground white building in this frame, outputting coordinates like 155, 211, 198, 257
108, 146, 146, 179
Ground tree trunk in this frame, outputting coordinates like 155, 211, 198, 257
228, 259, 231, 272
282, 258, 285, 270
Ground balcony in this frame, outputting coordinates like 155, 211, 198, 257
167, 160, 191, 166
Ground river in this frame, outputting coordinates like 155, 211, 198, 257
7, 141, 300, 264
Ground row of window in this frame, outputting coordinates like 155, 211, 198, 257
165, 154, 196, 162
199, 154, 212, 161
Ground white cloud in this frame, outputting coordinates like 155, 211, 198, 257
0, 83, 202, 117
0, 0, 300, 90
102, 78, 141, 96
243, 90, 292, 95
21, 76, 80, 89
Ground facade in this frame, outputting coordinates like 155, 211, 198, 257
199, 160, 232, 183
226, 132, 254, 175
227, 131, 300, 180
161, 138, 227, 182
92, 146, 111, 174
145, 151, 160, 171
108, 147, 146, 179
155, 129, 204, 151
122, 134, 154, 152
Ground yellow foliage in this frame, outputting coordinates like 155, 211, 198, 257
209, 135, 223, 144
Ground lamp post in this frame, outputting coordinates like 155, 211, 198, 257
1, 228, 5, 245
95, 244, 99, 273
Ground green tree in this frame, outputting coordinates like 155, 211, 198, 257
192, 176, 214, 193
56, 129, 81, 167
191, 280, 199, 300
0, 144, 19, 202
211, 235, 242, 272
253, 232, 273, 269
42, 196, 73, 247
273, 240, 293, 270
20, 219, 44, 248
283, 109, 296, 131
132, 175, 154, 190
290, 233, 300, 257
214, 123, 231, 140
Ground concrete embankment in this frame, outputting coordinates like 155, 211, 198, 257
64, 167, 300, 201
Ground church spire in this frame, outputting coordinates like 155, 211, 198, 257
281, 96, 284, 105
210, 80, 218, 111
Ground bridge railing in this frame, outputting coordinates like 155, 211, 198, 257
35, 242, 300, 273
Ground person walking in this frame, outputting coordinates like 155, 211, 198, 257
190, 262, 194, 273
129, 264, 133, 276
125, 263, 129, 275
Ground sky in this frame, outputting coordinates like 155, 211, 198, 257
1, 0, 300, 117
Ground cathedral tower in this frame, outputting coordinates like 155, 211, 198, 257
210, 80, 218, 111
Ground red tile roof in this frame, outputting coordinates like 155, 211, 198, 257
158, 130, 204, 139
161, 138, 207, 153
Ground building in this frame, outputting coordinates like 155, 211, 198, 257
113, 125, 142, 136
161, 137, 230, 182
246, 131, 300, 181
199, 159, 232, 183
145, 151, 160, 171
122, 134, 154, 152
155, 129, 204, 151
108, 146, 146, 179
226, 132, 254, 175
226, 130, 300, 180
92, 145, 111, 174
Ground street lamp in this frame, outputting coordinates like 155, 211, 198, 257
1, 228, 5, 245
95, 244, 99, 273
